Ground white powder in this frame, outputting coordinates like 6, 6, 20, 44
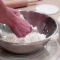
2, 26, 46, 43
20, 14, 25, 20
1, 14, 46, 43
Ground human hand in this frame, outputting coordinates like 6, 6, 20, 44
0, 7, 32, 37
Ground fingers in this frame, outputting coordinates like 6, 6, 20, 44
14, 11, 32, 37
2, 7, 32, 37
10, 19, 32, 38
7, 8, 32, 37
17, 23, 32, 35
16, 22, 32, 37
10, 25, 23, 37
10, 22, 32, 38
16, 17, 32, 33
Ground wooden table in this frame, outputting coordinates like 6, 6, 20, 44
19, 0, 60, 20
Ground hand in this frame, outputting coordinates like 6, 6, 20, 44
0, 7, 32, 37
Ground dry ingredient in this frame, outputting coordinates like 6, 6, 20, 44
2, 26, 46, 43
1, 14, 46, 43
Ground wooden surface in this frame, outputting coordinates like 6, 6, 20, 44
19, 0, 60, 20
3, 0, 38, 8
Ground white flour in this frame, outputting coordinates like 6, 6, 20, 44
2, 14, 46, 43
2, 26, 46, 43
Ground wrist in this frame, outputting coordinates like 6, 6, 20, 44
0, 0, 7, 13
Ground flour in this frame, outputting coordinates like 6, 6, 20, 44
2, 26, 46, 43
2, 14, 46, 43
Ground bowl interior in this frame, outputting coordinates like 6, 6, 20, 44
20, 10, 57, 37
0, 10, 57, 38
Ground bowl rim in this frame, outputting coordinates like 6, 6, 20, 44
0, 10, 58, 45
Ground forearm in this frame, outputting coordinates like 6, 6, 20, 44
0, 0, 6, 13
0, 0, 7, 24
